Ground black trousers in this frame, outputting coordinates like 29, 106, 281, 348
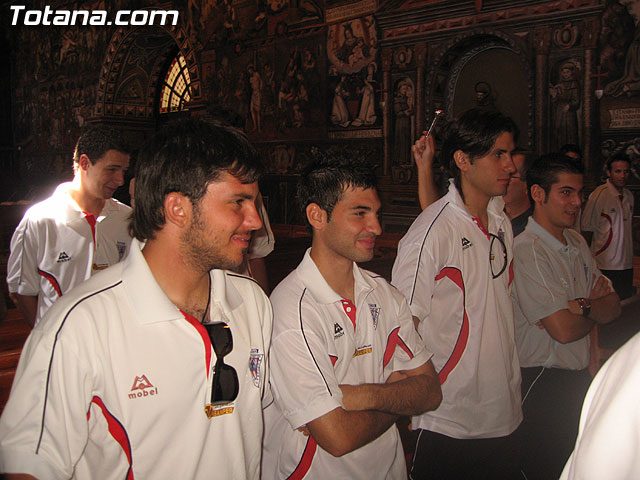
410, 424, 523, 480
601, 268, 635, 300
519, 366, 592, 480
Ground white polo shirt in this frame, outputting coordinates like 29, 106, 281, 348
392, 181, 522, 439
6, 182, 132, 324
582, 180, 634, 271
263, 249, 431, 479
513, 218, 601, 370
0, 239, 272, 480
560, 331, 640, 480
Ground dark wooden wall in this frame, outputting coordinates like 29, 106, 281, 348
3, 0, 640, 233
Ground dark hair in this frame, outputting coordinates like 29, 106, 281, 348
526, 152, 584, 202
512, 148, 536, 179
441, 108, 519, 193
131, 119, 263, 241
297, 151, 377, 232
559, 143, 582, 159
606, 151, 630, 171
73, 125, 129, 170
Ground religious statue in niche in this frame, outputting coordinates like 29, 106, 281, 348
393, 78, 415, 165
327, 17, 379, 129
248, 64, 263, 131
604, 23, 640, 97
549, 60, 581, 150
600, 0, 636, 82
474, 81, 497, 111
277, 48, 311, 129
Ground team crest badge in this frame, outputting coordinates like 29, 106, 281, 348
369, 304, 380, 329
117, 241, 127, 261
249, 348, 263, 387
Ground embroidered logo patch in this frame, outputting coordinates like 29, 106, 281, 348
461, 237, 472, 250
369, 303, 380, 329
117, 241, 127, 261
249, 348, 263, 388
128, 374, 158, 399
353, 345, 373, 357
57, 251, 70, 263
205, 405, 234, 418
334, 323, 344, 338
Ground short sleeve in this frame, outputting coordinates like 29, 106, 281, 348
7, 216, 40, 296
581, 191, 601, 233
269, 305, 343, 430
512, 239, 569, 325
392, 236, 437, 322
387, 292, 432, 373
0, 318, 93, 479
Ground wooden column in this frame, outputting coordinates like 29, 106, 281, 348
582, 18, 600, 175
382, 48, 393, 176
533, 26, 551, 156
415, 43, 428, 135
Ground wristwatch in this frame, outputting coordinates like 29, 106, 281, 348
577, 297, 592, 317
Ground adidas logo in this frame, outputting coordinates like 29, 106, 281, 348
128, 374, 158, 399
334, 323, 344, 338
461, 237, 472, 250
57, 251, 70, 263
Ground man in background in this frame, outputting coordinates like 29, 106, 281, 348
7, 126, 132, 327
393, 109, 523, 479
582, 152, 635, 299
512, 153, 620, 479
504, 148, 535, 237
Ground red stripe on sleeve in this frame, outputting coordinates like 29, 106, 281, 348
90, 396, 134, 480
37, 268, 62, 297
287, 436, 318, 480
383, 326, 414, 368
594, 213, 613, 256
433, 267, 469, 385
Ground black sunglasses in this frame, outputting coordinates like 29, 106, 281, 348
205, 322, 239, 405
489, 233, 508, 279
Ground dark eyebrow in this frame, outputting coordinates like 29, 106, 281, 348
233, 193, 256, 200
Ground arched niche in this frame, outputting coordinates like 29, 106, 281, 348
94, 23, 201, 128
427, 29, 534, 150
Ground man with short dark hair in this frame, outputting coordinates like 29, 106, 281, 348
0, 120, 272, 479
582, 152, 635, 299
504, 148, 535, 237
512, 153, 621, 480
262, 155, 441, 479
7, 125, 131, 327
393, 109, 523, 479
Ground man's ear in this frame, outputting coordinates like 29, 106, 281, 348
164, 192, 191, 229
453, 150, 470, 172
77, 154, 91, 172
306, 203, 328, 230
530, 184, 545, 204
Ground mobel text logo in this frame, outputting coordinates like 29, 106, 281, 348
128, 375, 159, 399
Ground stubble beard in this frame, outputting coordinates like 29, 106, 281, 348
182, 211, 244, 273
